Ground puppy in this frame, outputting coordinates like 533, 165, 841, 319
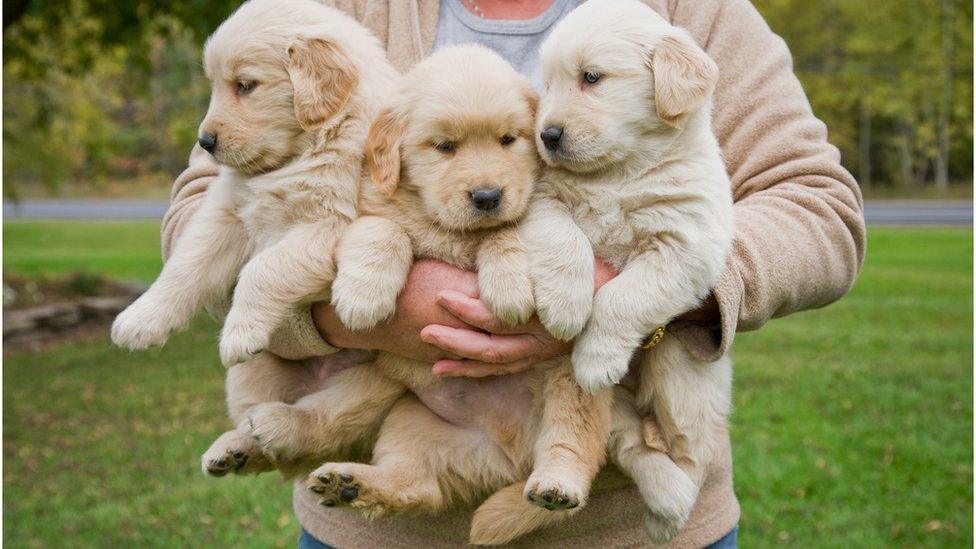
244, 45, 611, 545
524, 0, 735, 542
109, 0, 397, 473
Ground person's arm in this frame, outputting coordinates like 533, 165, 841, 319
664, 0, 866, 361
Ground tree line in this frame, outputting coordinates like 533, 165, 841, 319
2, 0, 972, 199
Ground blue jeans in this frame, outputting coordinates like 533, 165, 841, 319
705, 526, 738, 548
298, 529, 335, 549
300, 526, 738, 548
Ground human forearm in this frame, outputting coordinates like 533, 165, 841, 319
667, 0, 866, 361
161, 144, 220, 261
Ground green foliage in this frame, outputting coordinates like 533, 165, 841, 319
3, 0, 214, 200
1, 0, 973, 194
755, 0, 973, 189
2, 221, 973, 546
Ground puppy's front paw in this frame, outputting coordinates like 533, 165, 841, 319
245, 402, 310, 462
524, 470, 585, 512
479, 270, 534, 326
331, 275, 396, 331
111, 296, 178, 349
534, 282, 591, 341
571, 331, 632, 393
219, 319, 269, 367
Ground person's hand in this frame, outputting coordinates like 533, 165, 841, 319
311, 259, 480, 362
420, 291, 573, 377
421, 258, 619, 377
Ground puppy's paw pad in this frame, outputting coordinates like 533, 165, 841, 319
307, 468, 362, 507
524, 475, 584, 512
202, 449, 250, 477
201, 429, 269, 477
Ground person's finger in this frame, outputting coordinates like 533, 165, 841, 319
435, 290, 520, 334
419, 324, 543, 363
431, 356, 538, 378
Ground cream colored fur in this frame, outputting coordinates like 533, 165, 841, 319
108, 0, 399, 474
250, 45, 614, 546
527, 0, 734, 542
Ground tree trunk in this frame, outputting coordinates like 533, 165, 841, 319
935, 0, 954, 191
858, 99, 872, 189
897, 120, 917, 188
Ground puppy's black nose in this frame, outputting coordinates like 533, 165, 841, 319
470, 188, 502, 211
198, 132, 218, 154
540, 126, 563, 151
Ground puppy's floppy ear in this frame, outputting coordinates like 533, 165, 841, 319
287, 36, 359, 132
521, 82, 539, 118
650, 31, 718, 127
364, 107, 405, 197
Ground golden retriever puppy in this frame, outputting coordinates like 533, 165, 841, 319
523, 0, 734, 542
109, 0, 397, 472
244, 45, 611, 545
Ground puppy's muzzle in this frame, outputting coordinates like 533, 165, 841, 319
540, 126, 563, 151
198, 132, 218, 154
470, 187, 502, 211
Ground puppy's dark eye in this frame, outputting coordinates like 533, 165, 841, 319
583, 72, 601, 85
500, 135, 516, 146
434, 141, 456, 153
237, 80, 257, 94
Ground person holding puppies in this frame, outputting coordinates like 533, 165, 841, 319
162, 0, 865, 547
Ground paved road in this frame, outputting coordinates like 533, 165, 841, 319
4, 200, 169, 220
863, 201, 972, 226
3, 199, 972, 226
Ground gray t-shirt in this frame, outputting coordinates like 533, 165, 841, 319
432, 0, 582, 89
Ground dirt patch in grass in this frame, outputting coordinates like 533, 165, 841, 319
3, 272, 144, 350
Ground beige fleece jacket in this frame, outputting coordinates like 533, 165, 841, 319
162, 0, 866, 546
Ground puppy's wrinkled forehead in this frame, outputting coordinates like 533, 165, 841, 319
402, 45, 534, 137
540, 0, 669, 76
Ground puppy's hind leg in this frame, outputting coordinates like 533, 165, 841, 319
203, 352, 314, 477
307, 395, 510, 518
524, 360, 611, 512
245, 365, 405, 464
636, 337, 733, 533
219, 217, 346, 366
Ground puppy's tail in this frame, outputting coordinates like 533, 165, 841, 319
469, 481, 577, 546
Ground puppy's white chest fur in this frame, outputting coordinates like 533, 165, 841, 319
218, 166, 359, 254
547, 177, 675, 269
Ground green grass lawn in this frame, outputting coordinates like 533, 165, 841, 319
3, 221, 163, 283
3, 221, 972, 547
